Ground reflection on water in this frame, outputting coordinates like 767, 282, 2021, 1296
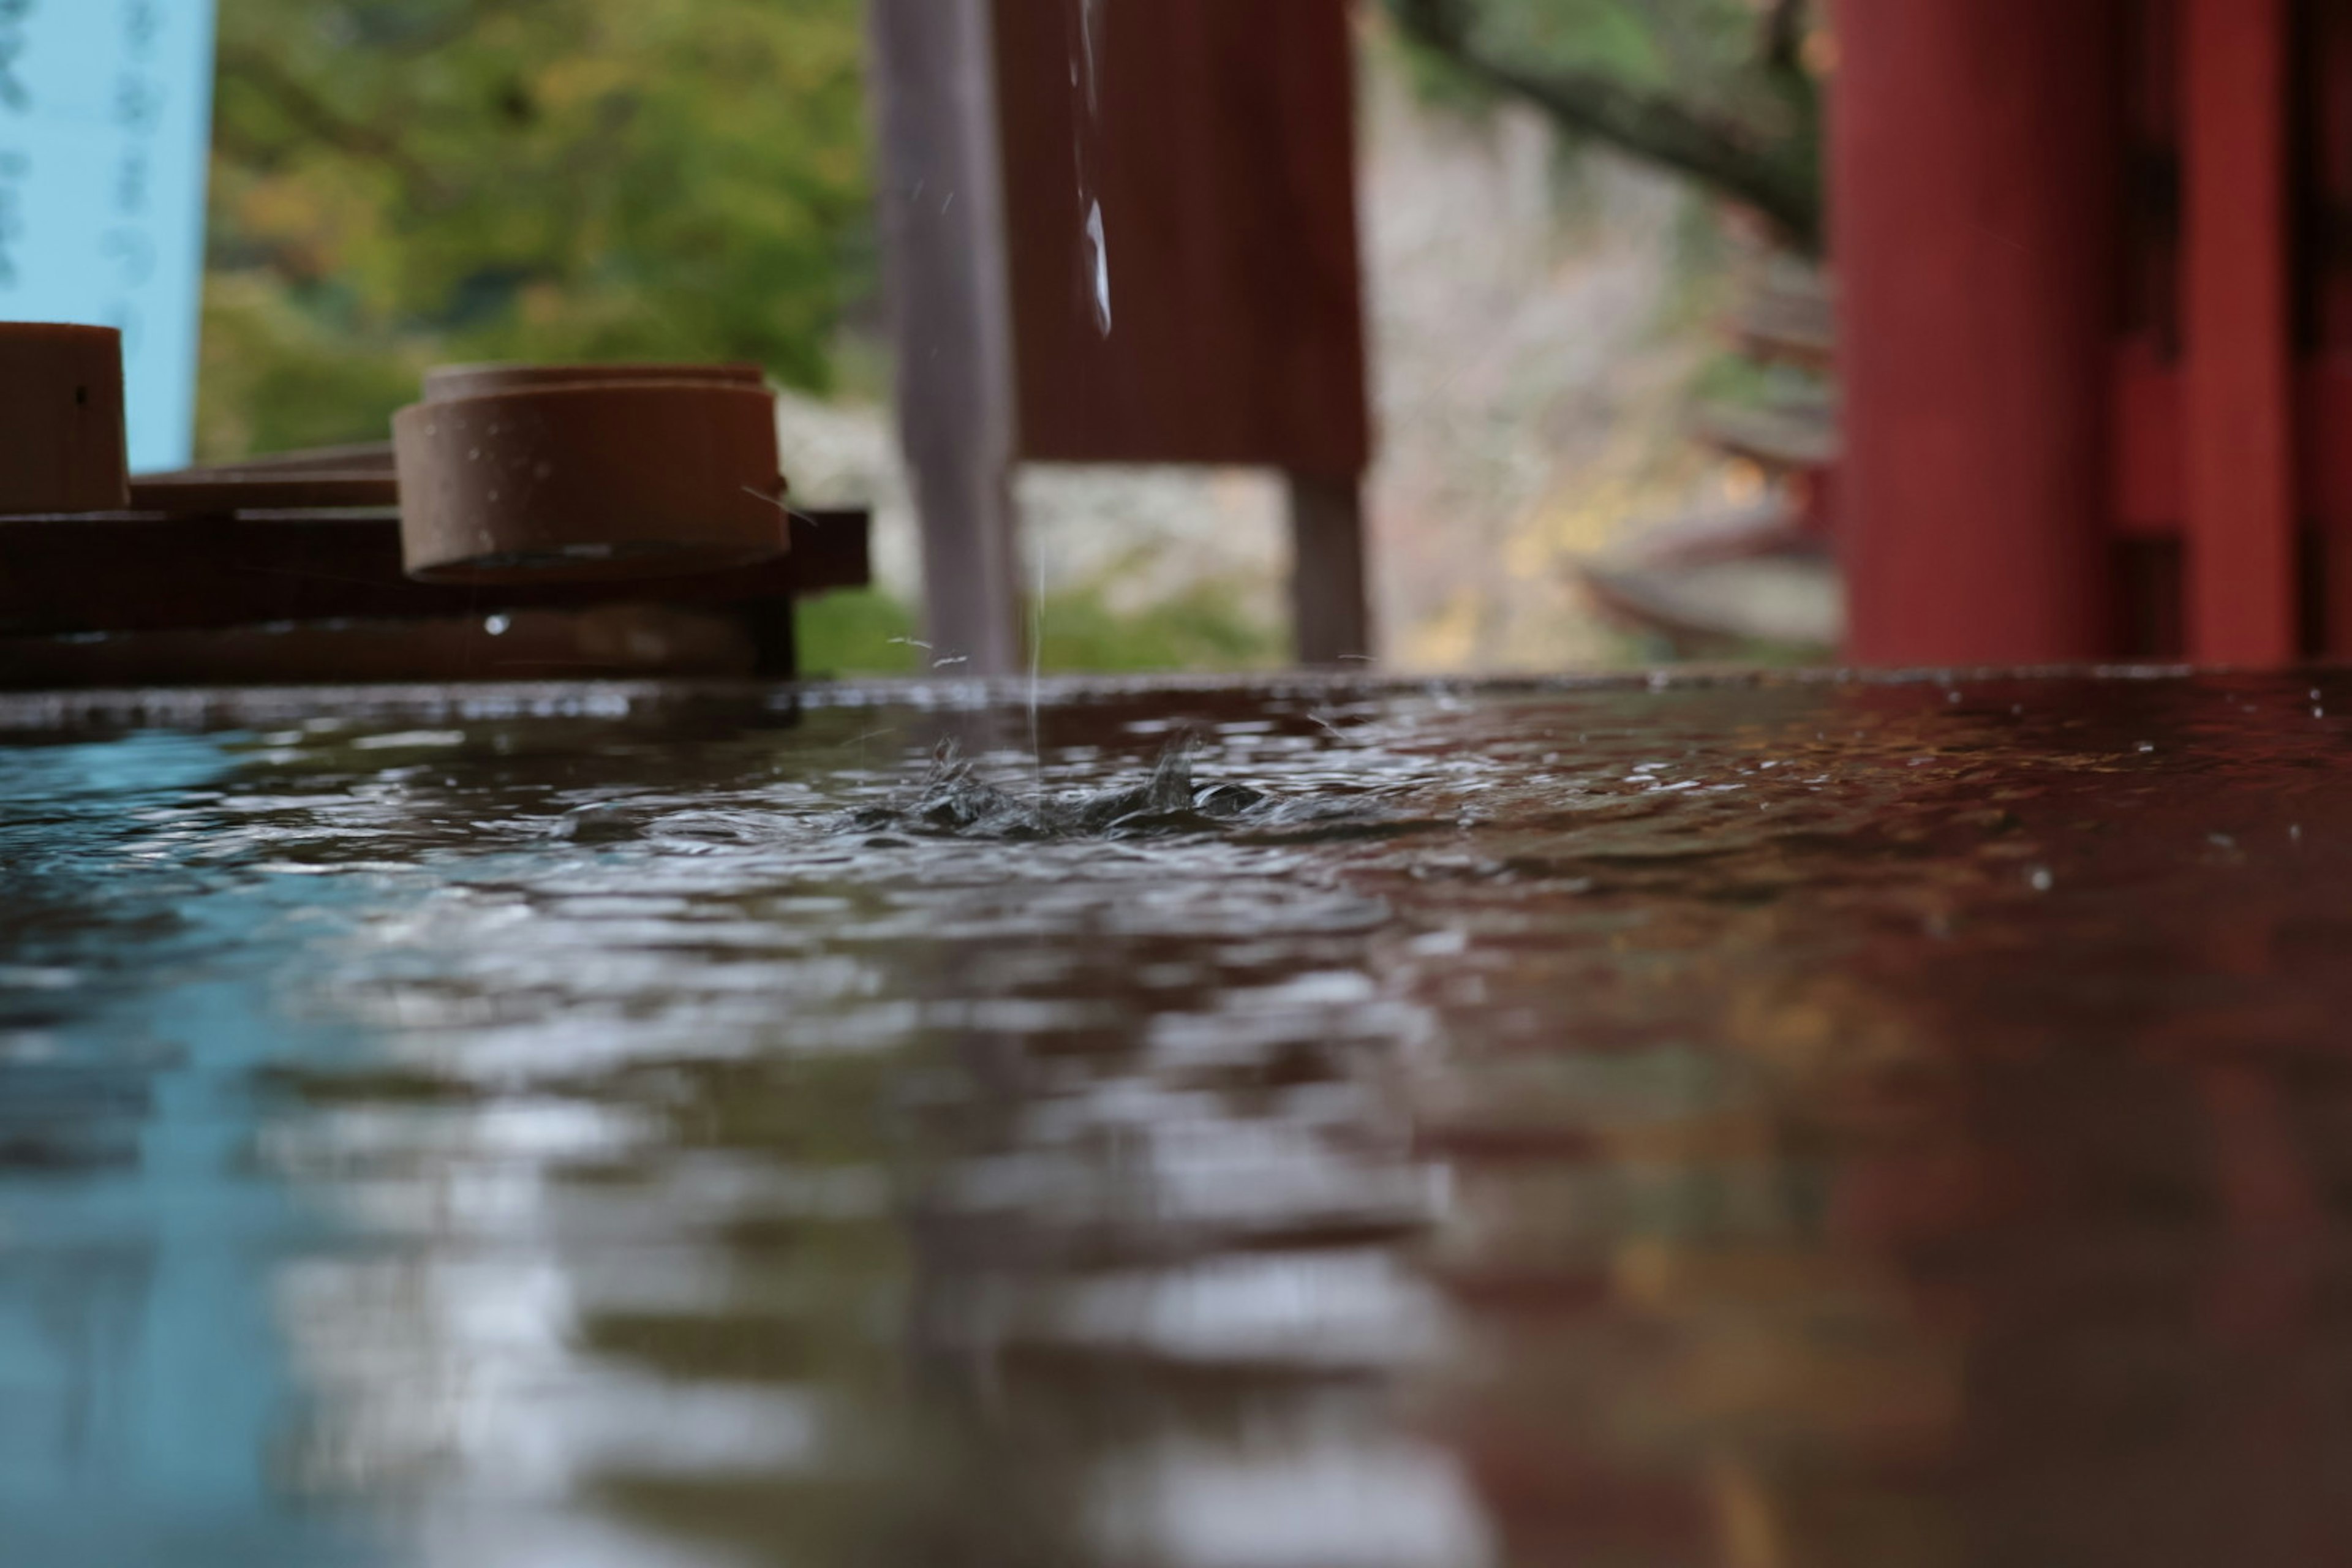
4, 671, 2352, 1564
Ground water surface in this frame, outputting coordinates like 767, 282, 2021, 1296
5, 669, 2351, 1566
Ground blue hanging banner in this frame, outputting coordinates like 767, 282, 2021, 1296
0, 1, 216, 473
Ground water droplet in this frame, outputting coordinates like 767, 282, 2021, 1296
1083, 200, 1112, 336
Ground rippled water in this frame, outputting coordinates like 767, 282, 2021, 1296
6, 669, 2352, 1567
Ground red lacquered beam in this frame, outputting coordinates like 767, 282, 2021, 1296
2182, 0, 2299, 663
0, 507, 867, 637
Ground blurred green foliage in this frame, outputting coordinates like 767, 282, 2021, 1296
1407, 0, 1793, 106
797, 581, 1283, 679
1381, 0, 1820, 249
200, 0, 872, 460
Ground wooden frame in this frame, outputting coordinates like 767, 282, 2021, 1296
869, 0, 1374, 672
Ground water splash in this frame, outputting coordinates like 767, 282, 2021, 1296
1030, 545, 1047, 799
854, 740, 1243, 839
852, 739, 1415, 843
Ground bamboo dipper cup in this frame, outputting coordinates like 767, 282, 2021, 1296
392, 363, 788, 583
0, 323, 130, 513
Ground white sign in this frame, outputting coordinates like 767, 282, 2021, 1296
0, 0, 216, 472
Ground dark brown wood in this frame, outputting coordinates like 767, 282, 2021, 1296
129, 441, 399, 511
0, 325, 131, 514
1287, 471, 1371, 665
0, 607, 771, 692
127, 471, 401, 513
0, 508, 866, 638
393, 380, 786, 583
145, 440, 396, 475
869, 0, 1027, 677
993, 0, 1371, 476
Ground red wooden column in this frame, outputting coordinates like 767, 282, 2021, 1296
1833, 0, 2122, 665
2182, 0, 2299, 663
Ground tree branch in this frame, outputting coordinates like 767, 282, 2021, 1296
216, 45, 445, 201
1384, 0, 1823, 254
1761, 0, 1807, 82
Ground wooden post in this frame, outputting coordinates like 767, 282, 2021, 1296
867, 0, 1027, 677
2183, 0, 2299, 664
1833, 0, 2122, 665
991, 0, 1373, 670
2309, 3, 2352, 654
1287, 471, 1371, 665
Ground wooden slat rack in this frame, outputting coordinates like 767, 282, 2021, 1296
0, 441, 869, 689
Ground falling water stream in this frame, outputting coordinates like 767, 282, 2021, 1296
9, 669, 2352, 1567
1072, 0, 1112, 338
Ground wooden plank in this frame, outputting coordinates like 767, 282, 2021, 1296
0, 608, 777, 692
868, 0, 1027, 677
136, 441, 397, 478
1286, 472, 1370, 666
992, 0, 1370, 475
0, 508, 867, 638
2182, 0, 2299, 662
127, 472, 401, 513
130, 443, 398, 512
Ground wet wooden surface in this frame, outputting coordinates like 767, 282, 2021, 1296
4, 667, 2347, 1566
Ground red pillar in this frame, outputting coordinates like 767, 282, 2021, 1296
1834, 0, 2122, 665
2182, 0, 2298, 664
